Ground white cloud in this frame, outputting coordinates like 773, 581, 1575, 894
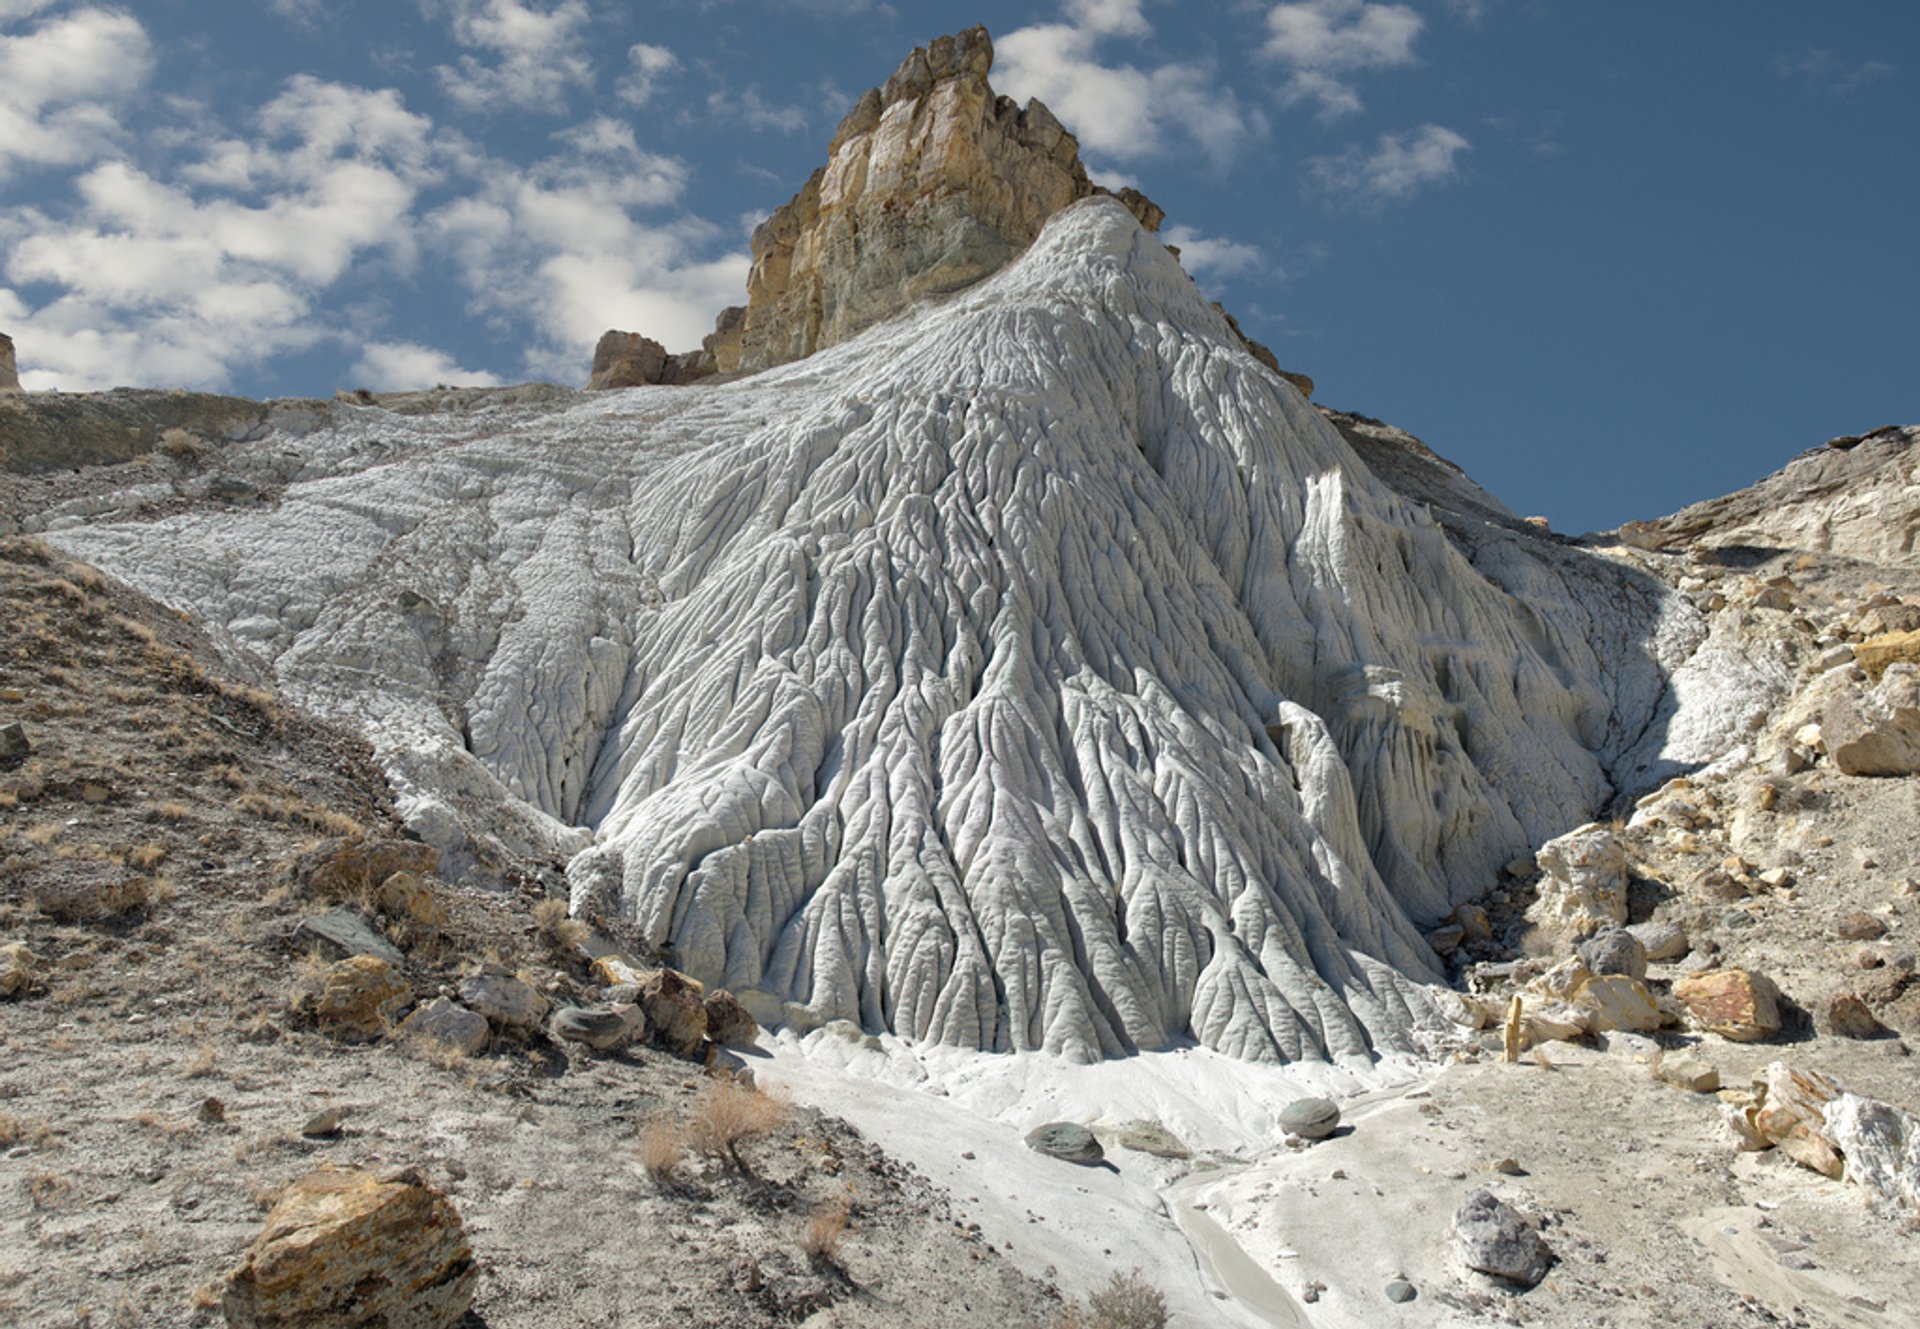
429, 121, 746, 380
3, 79, 438, 390
997, 16, 1265, 167
617, 42, 677, 107
1310, 123, 1469, 204
704, 84, 814, 135
1262, 0, 1423, 119
425, 0, 595, 113
1773, 48, 1895, 96
1064, 0, 1149, 38
350, 340, 503, 390
0, 6, 152, 181
266, 0, 327, 29
1163, 224, 1265, 282
0, 0, 60, 23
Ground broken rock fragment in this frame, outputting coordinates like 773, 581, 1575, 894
222, 1165, 477, 1329
1673, 968, 1781, 1041
1451, 1189, 1552, 1288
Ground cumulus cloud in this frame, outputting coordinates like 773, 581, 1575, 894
1163, 223, 1265, 284
997, 11, 1265, 167
350, 340, 503, 390
430, 118, 746, 379
617, 43, 677, 107
0, 5, 152, 181
1773, 49, 1895, 96
1310, 123, 1469, 204
4, 78, 438, 390
424, 0, 595, 114
1262, 0, 1423, 118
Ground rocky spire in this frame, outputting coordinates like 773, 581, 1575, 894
705, 26, 1164, 376
589, 26, 1302, 391
0, 333, 19, 393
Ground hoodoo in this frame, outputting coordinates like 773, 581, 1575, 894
48, 31, 1744, 1067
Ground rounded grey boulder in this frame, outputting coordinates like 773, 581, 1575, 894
1453, 1188, 1552, 1287
1578, 926, 1648, 981
1280, 1097, 1341, 1140
549, 1004, 639, 1052
1024, 1122, 1105, 1165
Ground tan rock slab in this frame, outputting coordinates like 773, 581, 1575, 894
301, 955, 408, 1043
222, 1165, 477, 1328
1673, 968, 1781, 1041
1574, 975, 1664, 1033
1856, 629, 1920, 680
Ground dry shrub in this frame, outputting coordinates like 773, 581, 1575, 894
26, 1171, 75, 1210
181, 1044, 218, 1079
127, 843, 168, 869
686, 1078, 787, 1176
0, 1112, 52, 1149
532, 897, 588, 951
637, 1116, 686, 1186
801, 1196, 851, 1267
31, 871, 156, 922
1053, 1270, 1168, 1329
158, 427, 205, 460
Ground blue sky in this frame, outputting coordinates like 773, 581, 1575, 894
0, 1, 1912, 532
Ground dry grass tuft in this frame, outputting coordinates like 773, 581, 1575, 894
181, 1044, 218, 1079
0, 1112, 53, 1149
532, 896, 588, 951
26, 1171, 75, 1211
637, 1116, 686, 1186
1053, 1269, 1169, 1329
801, 1196, 851, 1268
686, 1078, 787, 1176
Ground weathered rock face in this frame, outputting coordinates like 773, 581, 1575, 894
1528, 823, 1630, 936
222, 1165, 477, 1329
1825, 662, 1920, 775
718, 27, 1163, 376
587, 330, 668, 390
0, 333, 18, 392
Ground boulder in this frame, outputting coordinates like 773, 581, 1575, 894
300, 955, 409, 1042
1855, 630, 1920, 681
702, 988, 760, 1048
634, 967, 709, 1055
0, 332, 17, 392
1279, 1097, 1341, 1140
457, 970, 549, 1035
0, 720, 28, 761
1823, 992, 1890, 1039
1656, 1055, 1721, 1093
1451, 1189, 1551, 1288
1528, 823, 1629, 934
1753, 1061, 1846, 1178
1834, 911, 1888, 941
294, 837, 439, 903
1579, 927, 1648, 981
1574, 975, 1663, 1033
1024, 1122, 1105, 1165
376, 871, 446, 929
586, 330, 668, 389
1823, 1093, 1920, 1211
1673, 968, 1781, 1041
549, 1003, 642, 1052
295, 907, 405, 968
397, 997, 489, 1059
1628, 920, 1689, 962
221, 1165, 477, 1329
1, 941, 36, 998
1824, 663, 1920, 775
1111, 1120, 1191, 1159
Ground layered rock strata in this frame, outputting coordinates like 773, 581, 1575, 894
0, 333, 18, 392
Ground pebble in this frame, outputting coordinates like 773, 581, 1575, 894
300, 1107, 346, 1138
1385, 1278, 1417, 1303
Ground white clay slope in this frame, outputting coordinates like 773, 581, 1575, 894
58, 199, 1692, 1065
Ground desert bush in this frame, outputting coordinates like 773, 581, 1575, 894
1053, 1270, 1168, 1329
158, 427, 205, 460
532, 896, 588, 951
686, 1078, 787, 1176
801, 1196, 851, 1268
637, 1116, 685, 1186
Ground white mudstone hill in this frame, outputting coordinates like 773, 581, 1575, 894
56, 200, 1738, 1064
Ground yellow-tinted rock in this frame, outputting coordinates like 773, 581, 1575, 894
301, 955, 408, 1043
222, 1165, 476, 1329
1856, 630, 1920, 680
376, 871, 446, 929
296, 836, 438, 901
1, 941, 36, 998
1673, 968, 1781, 1041
1574, 975, 1664, 1033
591, 954, 649, 987
1753, 1062, 1845, 1179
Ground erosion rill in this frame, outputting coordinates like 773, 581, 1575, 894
49, 26, 1750, 1067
